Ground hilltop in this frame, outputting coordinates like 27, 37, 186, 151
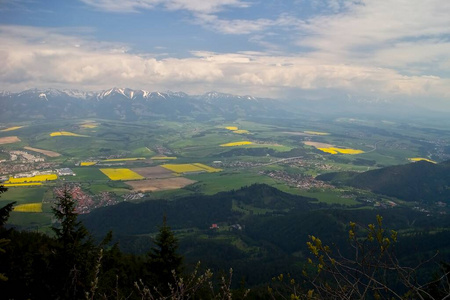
317, 160, 450, 203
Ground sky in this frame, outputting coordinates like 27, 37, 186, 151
1, 0, 450, 109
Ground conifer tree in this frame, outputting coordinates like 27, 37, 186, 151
146, 215, 184, 294
51, 185, 96, 299
0, 186, 12, 282
52, 186, 89, 250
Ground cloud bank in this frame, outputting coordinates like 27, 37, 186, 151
1, 0, 450, 110
1, 25, 448, 101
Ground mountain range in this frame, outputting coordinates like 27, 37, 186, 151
0, 87, 281, 121
2, 87, 445, 122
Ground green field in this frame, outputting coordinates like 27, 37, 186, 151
0, 187, 46, 204
1, 115, 449, 229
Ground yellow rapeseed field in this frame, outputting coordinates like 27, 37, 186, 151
192, 163, 222, 172
102, 157, 145, 162
13, 203, 43, 213
162, 164, 206, 173
80, 162, 97, 166
409, 157, 436, 164
50, 131, 88, 137
4, 183, 42, 187
1, 126, 23, 132
318, 147, 364, 155
233, 130, 250, 134
80, 123, 98, 128
6, 174, 58, 183
162, 163, 222, 173
151, 156, 177, 160
220, 141, 253, 147
225, 126, 250, 134
304, 131, 329, 135
100, 168, 144, 180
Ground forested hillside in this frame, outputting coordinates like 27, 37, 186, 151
2, 184, 450, 299
317, 160, 450, 203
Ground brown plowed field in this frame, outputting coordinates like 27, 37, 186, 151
0, 136, 20, 144
24, 146, 61, 157
303, 141, 334, 148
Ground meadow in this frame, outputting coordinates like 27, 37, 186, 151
1, 115, 449, 231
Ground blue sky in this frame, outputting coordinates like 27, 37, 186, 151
1, 0, 450, 109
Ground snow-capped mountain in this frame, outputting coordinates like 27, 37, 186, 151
200, 91, 257, 102
6, 88, 255, 102
0, 87, 276, 121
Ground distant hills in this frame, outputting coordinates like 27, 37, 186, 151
0, 87, 288, 121
317, 160, 450, 203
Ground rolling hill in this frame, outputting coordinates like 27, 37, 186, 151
317, 160, 450, 203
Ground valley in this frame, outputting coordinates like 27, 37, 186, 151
1, 89, 450, 288
1, 97, 449, 229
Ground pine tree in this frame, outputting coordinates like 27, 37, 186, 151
52, 186, 89, 250
0, 186, 13, 282
146, 215, 184, 294
0, 201, 14, 227
51, 185, 96, 299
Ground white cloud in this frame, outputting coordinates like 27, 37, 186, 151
164, 0, 250, 13
79, 0, 250, 13
299, 0, 450, 71
79, 0, 299, 37
193, 13, 302, 35
193, 14, 276, 35
79, 0, 159, 13
1, 25, 449, 107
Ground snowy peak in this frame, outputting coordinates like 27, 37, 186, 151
2, 87, 262, 103
96, 87, 139, 100
96, 88, 164, 100
38, 93, 49, 101
200, 91, 257, 102
202, 91, 230, 99
97, 87, 124, 99
62, 89, 94, 99
94, 88, 192, 101
0, 87, 278, 122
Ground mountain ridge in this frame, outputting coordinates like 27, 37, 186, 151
2, 87, 262, 102
0, 87, 277, 121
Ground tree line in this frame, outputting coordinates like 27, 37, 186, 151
1, 184, 450, 299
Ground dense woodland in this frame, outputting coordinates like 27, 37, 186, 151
2, 183, 450, 299
317, 160, 450, 203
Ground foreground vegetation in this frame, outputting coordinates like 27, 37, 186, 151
1, 186, 449, 299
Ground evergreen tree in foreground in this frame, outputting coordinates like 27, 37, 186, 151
51, 185, 97, 299
146, 215, 184, 294
52, 186, 90, 250
0, 185, 13, 282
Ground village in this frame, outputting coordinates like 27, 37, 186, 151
0, 149, 58, 175
53, 184, 119, 214
259, 170, 335, 190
